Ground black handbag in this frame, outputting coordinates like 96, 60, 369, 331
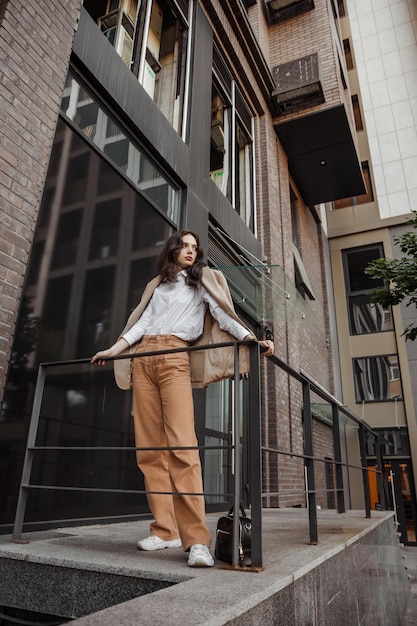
215, 505, 252, 567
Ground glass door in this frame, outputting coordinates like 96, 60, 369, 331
368, 460, 417, 545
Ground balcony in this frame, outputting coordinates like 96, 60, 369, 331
272, 54, 324, 116
274, 104, 366, 206
266, 0, 315, 24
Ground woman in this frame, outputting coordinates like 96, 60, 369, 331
91, 230, 273, 567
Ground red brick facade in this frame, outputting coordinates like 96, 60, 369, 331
0, 0, 81, 402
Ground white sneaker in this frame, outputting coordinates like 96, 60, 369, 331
187, 544, 214, 567
137, 535, 182, 551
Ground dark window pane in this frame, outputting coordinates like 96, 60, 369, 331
51, 209, 82, 268
345, 246, 384, 292
26, 241, 45, 285
38, 187, 55, 229
366, 428, 410, 456
61, 70, 179, 223
48, 141, 63, 177
352, 95, 363, 131
89, 199, 121, 260
104, 137, 129, 170
344, 39, 353, 70
38, 275, 73, 363
333, 162, 373, 208
132, 194, 173, 251
62, 154, 90, 205
2, 115, 174, 527
128, 258, 159, 311
337, 0, 346, 17
76, 267, 115, 357
97, 158, 124, 195
356, 162, 374, 205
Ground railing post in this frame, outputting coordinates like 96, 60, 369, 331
358, 423, 371, 518
332, 404, 345, 514
232, 343, 241, 567
302, 380, 318, 544
12, 364, 47, 542
375, 434, 386, 511
248, 341, 262, 568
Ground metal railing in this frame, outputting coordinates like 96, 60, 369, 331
11, 340, 384, 570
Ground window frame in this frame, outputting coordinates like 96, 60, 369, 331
342, 243, 394, 336
210, 48, 256, 233
87, 0, 191, 136
353, 354, 403, 403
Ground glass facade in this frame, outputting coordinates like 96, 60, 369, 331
0, 112, 175, 526
61, 70, 180, 225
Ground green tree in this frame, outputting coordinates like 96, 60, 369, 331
365, 211, 417, 341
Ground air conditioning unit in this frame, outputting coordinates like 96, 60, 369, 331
271, 53, 324, 114
266, 0, 314, 23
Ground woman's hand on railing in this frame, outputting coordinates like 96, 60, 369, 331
259, 340, 274, 357
244, 335, 274, 357
91, 338, 129, 366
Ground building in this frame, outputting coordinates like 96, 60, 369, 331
0, 0, 378, 541
327, 0, 417, 544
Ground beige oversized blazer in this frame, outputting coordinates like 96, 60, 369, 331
113, 267, 254, 390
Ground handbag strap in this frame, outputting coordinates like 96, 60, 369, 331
228, 504, 248, 518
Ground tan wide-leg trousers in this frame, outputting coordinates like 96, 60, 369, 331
132, 334, 211, 551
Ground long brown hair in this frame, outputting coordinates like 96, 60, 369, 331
156, 230, 206, 288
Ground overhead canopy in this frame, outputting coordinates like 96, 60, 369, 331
213, 264, 317, 324
274, 105, 366, 206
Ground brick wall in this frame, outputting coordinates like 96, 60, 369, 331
266, 0, 356, 134
312, 418, 335, 509
0, 0, 82, 402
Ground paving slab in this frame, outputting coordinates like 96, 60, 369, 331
0, 509, 408, 625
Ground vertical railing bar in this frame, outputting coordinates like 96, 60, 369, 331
358, 422, 371, 518
232, 343, 241, 567
302, 380, 318, 544
248, 341, 262, 568
332, 403, 345, 514
12, 364, 47, 542
375, 434, 386, 511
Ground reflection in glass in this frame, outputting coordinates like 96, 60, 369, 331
128, 258, 159, 312
89, 199, 121, 260
62, 154, 90, 205
366, 427, 410, 457
349, 295, 393, 335
97, 2, 137, 67
210, 82, 230, 198
38, 275, 73, 363
29, 363, 145, 520
141, 0, 188, 132
76, 267, 115, 358
235, 124, 254, 231
61, 70, 179, 224
0, 116, 175, 527
344, 244, 393, 336
51, 209, 82, 268
353, 355, 402, 402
